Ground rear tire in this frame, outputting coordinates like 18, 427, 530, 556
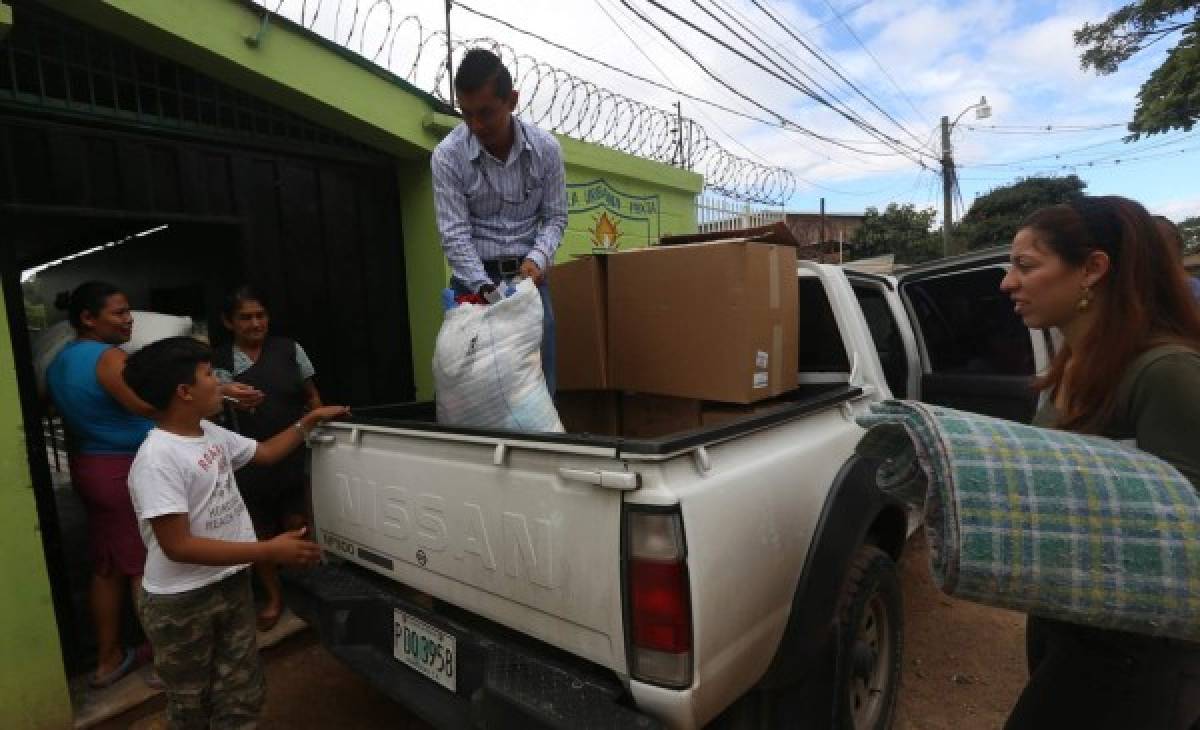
708, 688, 764, 730
833, 545, 903, 730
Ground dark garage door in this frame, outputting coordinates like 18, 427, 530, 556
0, 0, 415, 406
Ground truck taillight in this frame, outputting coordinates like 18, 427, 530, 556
626, 509, 692, 688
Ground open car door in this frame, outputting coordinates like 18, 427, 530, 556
890, 248, 1054, 423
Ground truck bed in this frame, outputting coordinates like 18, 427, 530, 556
334, 383, 862, 458
300, 380, 869, 728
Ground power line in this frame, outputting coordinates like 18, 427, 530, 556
1066, 132, 1200, 163
701, 0, 910, 150
593, 0, 810, 165
694, 0, 913, 153
441, 3, 796, 201
592, 0, 869, 196
959, 131, 1197, 169
963, 123, 1126, 134
956, 139, 1200, 181
590, 0, 783, 171
803, 0, 875, 32
746, 0, 931, 155
613, 0, 916, 159
641, 0, 929, 160
816, 0, 931, 129
454, 1, 891, 154
624, 0, 934, 162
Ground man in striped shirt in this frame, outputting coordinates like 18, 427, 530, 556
432, 48, 567, 393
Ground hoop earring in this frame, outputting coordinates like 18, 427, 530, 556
1077, 285, 1093, 312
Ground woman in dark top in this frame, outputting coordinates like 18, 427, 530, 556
215, 286, 322, 631
999, 196, 1200, 729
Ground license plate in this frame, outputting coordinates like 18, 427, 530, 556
393, 609, 457, 692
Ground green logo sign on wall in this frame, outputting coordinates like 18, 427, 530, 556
567, 179, 661, 250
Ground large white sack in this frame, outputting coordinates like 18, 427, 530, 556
433, 278, 563, 432
119, 311, 193, 354
31, 320, 75, 397
32, 311, 192, 396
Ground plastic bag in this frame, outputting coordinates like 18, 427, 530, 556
119, 312, 193, 354
31, 320, 76, 397
433, 278, 563, 432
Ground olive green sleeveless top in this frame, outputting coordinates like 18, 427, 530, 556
1034, 345, 1200, 490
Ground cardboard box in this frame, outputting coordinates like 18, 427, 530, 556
557, 392, 798, 439
699, 396, 792, 427
557, 392, 704, 439
621, 393, 703, 438
607, 242, 798, 404
549, 256, 609, 390
700, 403, 756, 428
555, 390, 620, 436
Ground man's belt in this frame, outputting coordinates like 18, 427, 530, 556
482, 256, 524, 278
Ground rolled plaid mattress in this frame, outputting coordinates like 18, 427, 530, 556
856, 399, 1200, 641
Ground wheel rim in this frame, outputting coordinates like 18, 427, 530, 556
849, 592, 892, 730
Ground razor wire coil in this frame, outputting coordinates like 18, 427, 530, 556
253, 0, 796, 204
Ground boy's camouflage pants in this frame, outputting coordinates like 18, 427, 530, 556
138, 570, 265, 730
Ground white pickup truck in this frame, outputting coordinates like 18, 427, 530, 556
284, 248, 1051, 730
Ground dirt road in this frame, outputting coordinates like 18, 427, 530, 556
102, 531, 1028, 729
893, 531, 1027, 730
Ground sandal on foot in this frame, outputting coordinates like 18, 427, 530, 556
257, 607, 282, 633
144, 669, 166, 690
134, 641, 154, 666
89, 648, 136, 689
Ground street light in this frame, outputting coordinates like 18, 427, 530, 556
941, 96, 991, 257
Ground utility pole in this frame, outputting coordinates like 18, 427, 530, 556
939, 97, 989, 258
941, 115, 955, 258
674, 101, 684, 168
819, 196, 826, 254
444, 1, 454, 109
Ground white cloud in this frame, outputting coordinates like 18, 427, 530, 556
1148, 195, 1200, 222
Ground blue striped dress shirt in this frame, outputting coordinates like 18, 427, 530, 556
431, 118, 568, 291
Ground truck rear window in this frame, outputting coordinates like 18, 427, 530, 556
799, 278, 851, 374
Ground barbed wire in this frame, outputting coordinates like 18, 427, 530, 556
252, 0, 796, 204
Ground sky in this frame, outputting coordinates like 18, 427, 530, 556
267, 0, 1197, 222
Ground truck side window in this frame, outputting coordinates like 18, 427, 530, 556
798, 278, 851, 374
905, 268, 1034, 376
852, 286, 908, 397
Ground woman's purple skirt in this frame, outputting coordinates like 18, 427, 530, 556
69, 454, 146, 577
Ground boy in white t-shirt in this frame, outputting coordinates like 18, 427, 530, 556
123, 337, 347, 728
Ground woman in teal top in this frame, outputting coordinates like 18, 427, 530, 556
999, 197, 1200, 729
46, 281, 157, 688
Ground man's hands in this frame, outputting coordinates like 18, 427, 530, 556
520, 259, 544, 286
221, 382, 265, 410
265, 526, 321, 567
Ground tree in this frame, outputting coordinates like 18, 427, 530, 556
1075, 2, 1200, 139
848, 203, 941, 264
1179, 215, 1200, 253
954, 175, 1088, 251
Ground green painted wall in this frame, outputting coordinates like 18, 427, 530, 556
0, 283, 71, 729
396, 159, 449, 401
40, 0, 703, 401
0, 3, 13, 41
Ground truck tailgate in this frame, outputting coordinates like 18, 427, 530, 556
309, 423, 631, 675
